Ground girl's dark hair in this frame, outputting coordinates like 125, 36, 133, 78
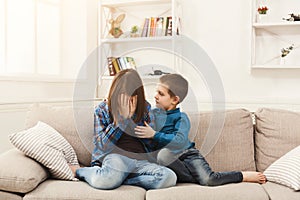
108, 69, 146, 123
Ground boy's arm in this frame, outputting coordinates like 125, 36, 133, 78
153, 113, 190, 150
135, 112, 191, 150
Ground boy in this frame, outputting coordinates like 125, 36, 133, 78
134, 74, 266, 185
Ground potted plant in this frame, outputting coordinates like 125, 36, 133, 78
130, 25, 139, 37
257, 6, 269, 22
257, 6, 268, 15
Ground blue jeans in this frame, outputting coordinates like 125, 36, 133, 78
157, 148, 243, 186
76, 153, 177, 190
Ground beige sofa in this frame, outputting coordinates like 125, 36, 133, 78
0, 104, 300, 200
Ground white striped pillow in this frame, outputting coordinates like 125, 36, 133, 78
9, 121, 79, 181
264, 145, 300, 190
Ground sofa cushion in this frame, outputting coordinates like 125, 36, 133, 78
0, 149, 48, 193
0, 191, 23, 200
188, 109, 256, 172
262, 182, 300, 200
23, 179, 146, 200
9, 121, 79, 181
146, 183, 269, 200
25, 103, 94, 167
255, 108, 300, 172
264, 145, 300, 190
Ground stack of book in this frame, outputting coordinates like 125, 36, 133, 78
107, 57, 137, 76
141, 16, 180, 37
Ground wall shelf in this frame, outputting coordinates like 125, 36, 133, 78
251, 0, 300, 69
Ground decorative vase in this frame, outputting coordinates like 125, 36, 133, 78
256, 14, 269, 23
280, 57, 286, 65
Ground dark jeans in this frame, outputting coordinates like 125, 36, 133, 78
157, 148, 243, 186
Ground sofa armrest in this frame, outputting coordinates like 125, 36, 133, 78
0, 149, 49, 193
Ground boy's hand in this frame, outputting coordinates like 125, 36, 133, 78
134, 122, 155, 138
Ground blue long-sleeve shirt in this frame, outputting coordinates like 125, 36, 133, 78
150, 108, 194, 154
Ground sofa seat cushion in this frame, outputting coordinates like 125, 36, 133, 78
0, 149, 48, 193
263, 182, 300, 200
255, 108, 300, 172
0, 190, 23, 200
146, 183, 269, 200
188, 109, 256, 172
23, 179, 146, 200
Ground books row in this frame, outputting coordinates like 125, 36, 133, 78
141, 16, 179, 37
107, 56, 137, 76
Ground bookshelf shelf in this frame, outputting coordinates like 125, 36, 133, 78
100, 36, 175, 44
101, 0, 172, 8
251, 0, 300, 69
101, 75, 161, 80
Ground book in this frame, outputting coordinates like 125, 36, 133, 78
126, 57, 136, 69
141, 18, 149, 37
149, 17, 156, 37
111, 57, 121, 73
155, 17, 164, 36
166, 16, 172, 36
107, 57, 116, 76
117, 57, 127, 70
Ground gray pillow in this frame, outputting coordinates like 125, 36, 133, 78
0, 149, 48, 193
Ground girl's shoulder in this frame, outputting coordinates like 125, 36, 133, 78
95, 100, 109, 113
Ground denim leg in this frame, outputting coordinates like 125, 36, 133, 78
157, 148, 195, 183
76, 154, 135, 190
123, 160, 177, 190
181, 148, 243, 186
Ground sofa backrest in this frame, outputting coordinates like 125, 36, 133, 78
25, 104, 93, 167
188, 109, 256, 172
255, 108, 300, 172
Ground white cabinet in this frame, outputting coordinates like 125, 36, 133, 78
97, 0, 182, 99
251, 0, 300, 69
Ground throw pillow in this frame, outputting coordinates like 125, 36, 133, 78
9, 121, 79, 181
264, 145, 300, 190
0, 149, 48, 193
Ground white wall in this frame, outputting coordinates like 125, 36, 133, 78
0, 0, 98, 153
181, 0, 300, 110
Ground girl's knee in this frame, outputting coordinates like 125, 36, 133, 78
152, 167, 177, 189
89, 176, 121, 190
164, 168, 177, 187
157, 148, 175, 166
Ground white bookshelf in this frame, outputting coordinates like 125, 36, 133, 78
97, 0, 182, 98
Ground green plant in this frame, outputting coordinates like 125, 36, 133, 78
131, 25, 138, 33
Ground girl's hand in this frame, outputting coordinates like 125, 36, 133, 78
118, 93, 130, 118
134, 122, 155, 138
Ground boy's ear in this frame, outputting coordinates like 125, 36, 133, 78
172, 96, 180, 105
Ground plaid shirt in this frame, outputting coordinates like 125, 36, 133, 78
91, 100, 153, 166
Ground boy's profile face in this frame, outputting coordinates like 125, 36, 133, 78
154, 84, 178, 111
